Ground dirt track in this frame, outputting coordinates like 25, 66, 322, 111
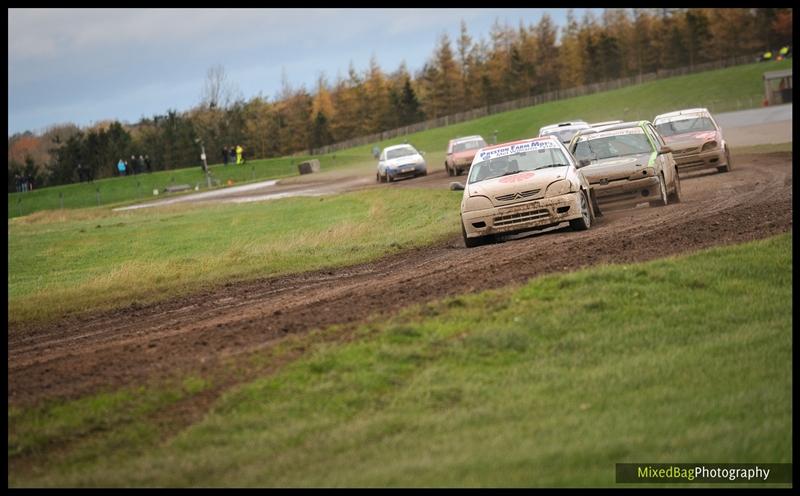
7, 151, 793, 406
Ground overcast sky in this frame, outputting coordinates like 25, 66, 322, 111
8, 8, 604, 136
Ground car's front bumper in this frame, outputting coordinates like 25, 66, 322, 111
462, 191, 583, 238
673, 148, 726, 172
592, 176, 660, 206
388, 164, 426, 179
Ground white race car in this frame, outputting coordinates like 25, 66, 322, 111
460, 135, 598, 247
376, 144, 427, 182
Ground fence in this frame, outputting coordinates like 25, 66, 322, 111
306, 53, 760, 156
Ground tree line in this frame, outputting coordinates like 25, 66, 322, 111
8, 8, 792, 192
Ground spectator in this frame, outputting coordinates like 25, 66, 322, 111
222, 146, 229, 166
229, 147, 236, 164
77, 163, 85, 183
117, 158, 127, 176
20, 174, 28, 192
144, 155, 152, 173
138, 155, 145, 174
236, 144, 243, 165
14, 173, 21, 192
130, 155, 138, 174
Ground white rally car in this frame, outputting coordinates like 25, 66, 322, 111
460, 135, 598, 248
376, 144, 427, 182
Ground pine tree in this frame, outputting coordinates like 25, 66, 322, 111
534, 14, 559, 93
432, 33, 462, 117
684, 9, 712, 67
457, 20, 474, 111
559, 10, 585, 88
363, 56, 393, 133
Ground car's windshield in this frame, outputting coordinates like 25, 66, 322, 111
468, 146, 570, 184
573, 129, 653, 162
654, 116, 716, 137
385, 147, 417, 160
542, 128, 583, 143
453, 139, 486, 153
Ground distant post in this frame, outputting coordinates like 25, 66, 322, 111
16, 196, 22, 217
493, 130, 498, 144
59, 191, 64, 210
196, 138, 212, 188
95, 187, 100, 206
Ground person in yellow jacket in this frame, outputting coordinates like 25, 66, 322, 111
235, 144, 243, 165
762, 50, 773, 62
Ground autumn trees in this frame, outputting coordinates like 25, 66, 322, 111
9, 8, 791, 190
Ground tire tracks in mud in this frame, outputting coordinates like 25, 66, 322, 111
7, 152, 792, 407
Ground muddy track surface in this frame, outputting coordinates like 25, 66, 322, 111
8, 152, 793, 406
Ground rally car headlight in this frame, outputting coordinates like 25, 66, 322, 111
701, 140, 718, 152
545, 179, 573, 198
463, 195, 492, 212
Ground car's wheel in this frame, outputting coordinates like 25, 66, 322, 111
649, 173, 669, 207
569, 190, 592, 231
421, 170, 427, 177
668, 167, 682, 203
387, 172, 393, 183
589, 188, 603, 217
462, 221, 488, 248
446, 164, 453, 176
717, 146, 732, 173
376, 172, 381, 183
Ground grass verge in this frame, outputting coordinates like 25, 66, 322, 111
8, 188, 462, 324
9, 233, 792, 487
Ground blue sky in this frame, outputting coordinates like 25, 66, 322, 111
8, 8, 604, 136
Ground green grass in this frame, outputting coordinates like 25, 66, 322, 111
8, 376, 209, 461
8, 233, 792, 487
8, 59, 791, 218
8, 188, 462, 324
731, 142, 793, 154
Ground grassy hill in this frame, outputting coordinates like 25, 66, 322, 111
8, 59, 791, 218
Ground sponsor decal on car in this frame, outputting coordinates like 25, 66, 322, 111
577, 127, 646, 142
477, 139, 560, 162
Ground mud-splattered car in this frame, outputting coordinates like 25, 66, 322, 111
569, 121, 681, 209
445, 135, 487, 176
376, 144, 427, 182
538, 121, 590, 145
460, 135, 598, 248
653, 108, 732, 174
